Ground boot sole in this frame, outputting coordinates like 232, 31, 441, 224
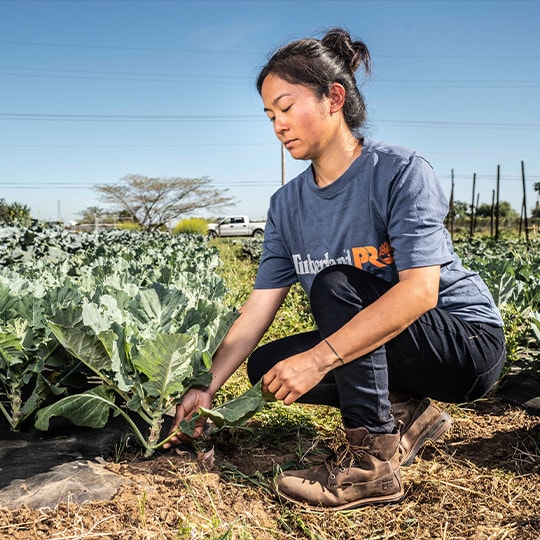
401, 411, 452, 467
276, 488, 405, 512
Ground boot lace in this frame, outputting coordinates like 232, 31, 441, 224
323, 440, 370, 478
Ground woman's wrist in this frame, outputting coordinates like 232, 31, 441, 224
323, 338, 345, 365
313, 338, 345, 372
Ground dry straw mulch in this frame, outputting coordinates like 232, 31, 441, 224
0, 396, 538, 540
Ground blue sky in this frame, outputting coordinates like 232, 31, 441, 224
1, 0, 539, 223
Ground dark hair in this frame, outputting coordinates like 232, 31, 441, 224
256, 28, 372, 133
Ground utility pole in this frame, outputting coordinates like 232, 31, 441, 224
521, 160, 529, 243
490, 189, 495, 237
469, 172, 476, 238
495, 165, 500, 242
447, 169, 455, 240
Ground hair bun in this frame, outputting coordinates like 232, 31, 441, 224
321, 28, 371, 76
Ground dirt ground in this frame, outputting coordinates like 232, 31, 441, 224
0, 395, 538, 540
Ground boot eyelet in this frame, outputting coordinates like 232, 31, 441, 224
339, 467, 345, 472
329, 474, 336, 480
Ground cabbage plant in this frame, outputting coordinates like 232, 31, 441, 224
0, 226, 277, 456
35, 282, 240, 457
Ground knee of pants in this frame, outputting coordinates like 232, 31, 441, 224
310, 264, 351, 303
246, 345, 276, 385
246, 352, 262, 385
310, 265, 391, 333
309, 266, 358, 325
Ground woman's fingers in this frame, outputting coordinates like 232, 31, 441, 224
263, 368, 300, 404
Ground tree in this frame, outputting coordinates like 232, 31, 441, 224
0, 198, 32, 226
475, 200, 518, 219
452, 200, 470, 219
0, 199, 9, 222
95, 174, 234, 231
76, 206, 107, 224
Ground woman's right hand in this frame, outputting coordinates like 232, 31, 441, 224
163, 387, 213, 448
162, 288, 290, 450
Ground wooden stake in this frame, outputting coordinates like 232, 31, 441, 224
470, 172, 476, 238
495, 165, 500, 242
521, 160, 529, 243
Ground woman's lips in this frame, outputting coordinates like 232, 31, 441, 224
283, 139, 297, 149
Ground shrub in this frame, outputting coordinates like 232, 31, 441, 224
116, 222, 142, 231
174, 218, 208, 235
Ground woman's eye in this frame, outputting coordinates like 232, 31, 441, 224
268, 116, 275, 123
282, 105, 291, 113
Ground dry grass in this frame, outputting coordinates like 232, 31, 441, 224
1, 241, 538, 539
1, 395, 538, 540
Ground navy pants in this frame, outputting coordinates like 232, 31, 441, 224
247, 265, 506, 433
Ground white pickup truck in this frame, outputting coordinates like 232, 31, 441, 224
207, 215, 265, 238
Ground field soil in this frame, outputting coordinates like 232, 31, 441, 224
0, 389, 539, 540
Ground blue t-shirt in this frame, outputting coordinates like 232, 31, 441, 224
255, 140, 503, 326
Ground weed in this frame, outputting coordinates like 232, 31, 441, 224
137, 489, 147, 526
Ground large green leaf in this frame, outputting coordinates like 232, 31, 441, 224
104, 324, 136, 393
0, 331, 26, 370
197, 299, 239, 357
132, 333, 199, 400
82, 301, 117, 334
19, 373, 66, 422
35, 385, 117, 430
0, 281, 17, 318
198, 379, 276, 429
530, 312, 540, 343
129, 284, 187, 333
48, 322, 112, 375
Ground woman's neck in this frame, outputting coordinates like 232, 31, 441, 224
312, 135, 363, 187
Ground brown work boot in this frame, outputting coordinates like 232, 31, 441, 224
275, 427, 403, 510
390, 395, 452, 466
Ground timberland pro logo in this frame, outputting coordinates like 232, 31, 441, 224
292, 242, 395, 276
382, 479, 394, 491
351, 241, 395, 269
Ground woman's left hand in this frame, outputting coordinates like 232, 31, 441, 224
262, 350, 328, 405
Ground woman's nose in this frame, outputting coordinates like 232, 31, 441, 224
273, 116, 287, 134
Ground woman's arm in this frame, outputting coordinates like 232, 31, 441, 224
263, 265, 440, 404
165, 286, 290, 445
206, 286, 291, 394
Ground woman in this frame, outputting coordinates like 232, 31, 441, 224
166, 28, 506, 510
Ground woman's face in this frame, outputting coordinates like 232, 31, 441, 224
261, 74, 337, 162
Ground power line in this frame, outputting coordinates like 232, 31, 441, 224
0, 66, 246, 80
0, 39, 538, 60
0, 113, 264, 122
0, 67, 537, 86
2, 174, 537, 188
373, 80, 540, 88
0, 67, 250, 85
1, 144, 539, 166
0, 143, 273, 148
0, 181, 283, 189
0, 39, 259, 55
375, 119, 540, 129
377, 54, 540, 60
439, 174, 540, 181
0, 113, 539, 128
2, 69, 538, 89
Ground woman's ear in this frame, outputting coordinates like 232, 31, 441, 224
328, 83, 346, 113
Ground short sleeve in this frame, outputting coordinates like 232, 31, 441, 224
387, 156, 453, 271
254, 207, 298, 289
